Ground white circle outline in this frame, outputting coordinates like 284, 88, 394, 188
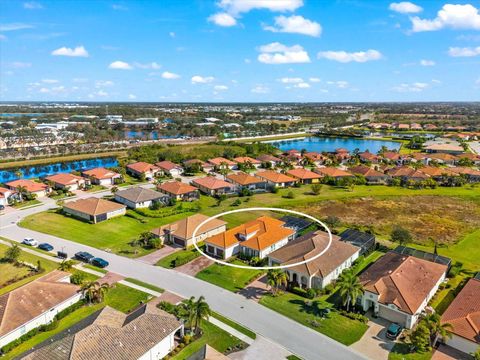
192, 207, 332, 270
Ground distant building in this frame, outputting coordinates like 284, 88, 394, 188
105, 115, 123, 121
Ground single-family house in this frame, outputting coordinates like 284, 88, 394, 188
440, 276, 480, 356
0, 187, 15, 206
268, 231, 360, 289
155, 160, 184, 177
126, 162, 161, 180
302, 152, 328, 166
449, 167, 480, 182
233, 156, 261, 169
207, 157, 237, 171
21, 304, 183, 360
5, 179, 50, 198
426, 153, 458, 166
63, 197, 126, 223
255, 170, 297, 188
114, 187, 168, 209
313, 167, 354, 180
205, 216, 295, 259
381, 151, 403, 165
286, 168, 323, 184
387, 166, 430, 182
82, 167, 121, 186
334, 148, 350, 163
256, 154, 283, 168
349, 165, 389, 184
45, 173, 86, 191
424, 143, 465, 155
0, 271, 81, 349
191, 177, 234, 196
183, 159, 213, 173
358, 251, 447, 329
157, 181, 200, 201
151, 213, 227, 248
226, 172, 267, 192
358, 151, 380, 163
456, 153, 480, 166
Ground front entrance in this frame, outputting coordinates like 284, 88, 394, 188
173, 237, 185, 247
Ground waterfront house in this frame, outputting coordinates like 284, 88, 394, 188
157, 181, 200, 201
126, 162, 161, 180
155, 160, 184, 177
82, 167, 121, 186
45, 173, 86, 191
349, 165, 389, 184
63, 197, 126, 223
358, 151, 380, 164
5, 179, 50, 198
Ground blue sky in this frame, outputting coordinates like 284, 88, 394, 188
1, 0, 479, 102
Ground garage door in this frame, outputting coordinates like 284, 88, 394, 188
173, 237, 185, 247
378, 305, 409, 327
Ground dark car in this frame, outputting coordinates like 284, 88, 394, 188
75, 251, 95, 263
38, 243, 54, 251
91, 257, 109, 268
386, 323, 403, 340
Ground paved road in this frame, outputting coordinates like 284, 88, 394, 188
0, 201, 366, 360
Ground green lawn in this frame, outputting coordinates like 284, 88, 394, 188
12, 199, 42, 209
123, 277, 164, 293
82, 263, 108, 274
85, 184, 107, 192
105, 283, 152, 313
429, 272, 470, 315
196, 260, 263, 292
211, 311, 256, 339
156, 246, 203, 268
259, 292, 368, 346
170, 320, 246, 360
389, 343, 432, 360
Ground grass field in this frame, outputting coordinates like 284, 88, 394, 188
196, 260, 263, 292
156, 246, 203, 268
104, 283, 152, 313
123, 277, 164, 293
211, 311, 256, 339
389, 344, 432, 360
12, 199, 42, 209
259, 292, 368, 345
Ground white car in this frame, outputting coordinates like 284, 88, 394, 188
22, 238, 38, 246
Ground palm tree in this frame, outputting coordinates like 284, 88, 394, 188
266, 269, 288, 296
423, 313, 453, 347
110, 185, 119, 194
16, 185, 27, 202
181, 296, 211, 335
58, 259, 75, 271
81, 281, 112, 304
337, 270, 364, 312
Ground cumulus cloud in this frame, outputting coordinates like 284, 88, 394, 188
420, 59, 435, 66
327, 80, 349, 88
278, 77, 303, 83
411, 4, 480, 32
0, 23, 34, 31
128, 94, 137, 99
448, 46, 480, 57
294, 82, 310, 88
95, 80, 114, 87
257, 42, 310, 64
389, 2, 422, 14
309, 77, 321, 82
251, 84, 269, 93
108, 60, 133, 69
42, 79, 58, 83
263, 15, 321, 37
214, 85, 229, 91
191, 75, 215, 84
134, 62, 161, 69
23, 1, 43, 9
392, 82, 429, 92
218, 0, 303, 16
161, 71, 180, 79
317, 49, 382, 63
51, 45, 89, 57
208, 13, 237, 27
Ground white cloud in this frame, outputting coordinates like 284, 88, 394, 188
208, 13, 237, 27
161, 71, 180, 79
96, 90, 108, 97
191, 75, 215, 84
108, 60, 133, 69
420, 59, 435, 66
257, 42, 310, 64
392, 82, 429, 92
294, 82, 310, 88
73, 78, 88, 83
95, 80, 114, 87
263, 15, 321, 37
11, 61, 32, 68
411, 4, 480, 32
317, 49, 382, 63
251, 84, 269, 93
128, 94, 137, 99
309, 77, 321, 82
327, 80, 349, 88
389, 2, 422, 14
0, 23, 33, 31
218, 0, 303, 16
214, 85, 229, 91
42, 79, 58, 83
51, 45, 89, 57
39, 87, 49, 93
23, 1, 43, 9
134, 62, 161, 69
278, 77, 303, 83
169, 32, 175, 37
448, 46, 480, 57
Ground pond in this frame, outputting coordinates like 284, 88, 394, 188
270, 136, 402, 153
124, 130, 159, 140
0, 157, 118, 183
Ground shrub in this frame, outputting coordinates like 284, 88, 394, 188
172, 252, 200, 267
323, 283, 335, 295
70, 271, 86, 285
305, 288, 316, 299
158, 301, 176, 314
183, 334, 192, 344
339, 310, 369, 324
231, 199, 242, 207
284, 191, 295, 199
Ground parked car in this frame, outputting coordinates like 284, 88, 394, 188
38, 243, 54, 251
386, 323, 403, 340
22, 238, 38, 246
75, 251, 95, 263
91, 257, 109, 268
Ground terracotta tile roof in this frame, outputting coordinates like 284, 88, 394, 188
206, 215, 294, 251
287, 168, 323, 180
387, 166, 429, 179
155, 160, 182, 171
207, 157, 236, 166
127, 162, 160, 173
256, 154, 282, 163
456, 153, 480, 161
0, 187, 12, 195
255, 170, 297, 183
115, 187, 165, 203
183, 159, 212, 168
428, 153, 458, 161
303, 152, 327, 161
45, 173, 84, 186
358, 151, 379, 161
82, 167, 119, 180
359, 252, 447, 315
418, 166, 457, 177
152, 214, 226, 240
411, 153, 428, 161
22, 305, 182, 360
269, 231, 360, 278
349, 165, 387, 178
63, 197, 126, 216
425, 143, 464, 152
5, 179, 48, 193
157, 181, 198, 195
233, 156, 261, 165
227, 172, 264, 185
449, 167, 480, 176
0, 271, 79, 338
335, 148, 349, 154
441, 278, 480, 343
313, 167, 353, 178
382, 151, 401, 161
192, 177, 232, 190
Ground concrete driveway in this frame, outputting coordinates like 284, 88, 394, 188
351, 316, 395, 360
238, 275, 269, 301
137, 244, 181, 265
175, 255, 213, 276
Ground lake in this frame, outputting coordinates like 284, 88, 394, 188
0, 157, 118, 183
270, 136, 401, 153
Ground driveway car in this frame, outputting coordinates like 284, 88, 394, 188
22, 238, 38, 246
91, 257, 109, 268
75, 251, 95, 263
38, 243, 54, 251
386, 323, 403, 340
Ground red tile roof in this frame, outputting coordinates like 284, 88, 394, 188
287, 168, 323, 180
233, 156, 261, 165
192, 176, 232, 190
127, 162, 160, 173
6, 179, 48, 193
314, 167, 353, 178
227, 172, 264, 185
207, 157, 236, 166
155, 160, 182, 171
158, 181, 198, 195
82, 167, 119, 180
255, 170, 297, 183
45, 173, 84, 186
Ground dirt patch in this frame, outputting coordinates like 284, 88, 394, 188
297, 196, 480, 245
